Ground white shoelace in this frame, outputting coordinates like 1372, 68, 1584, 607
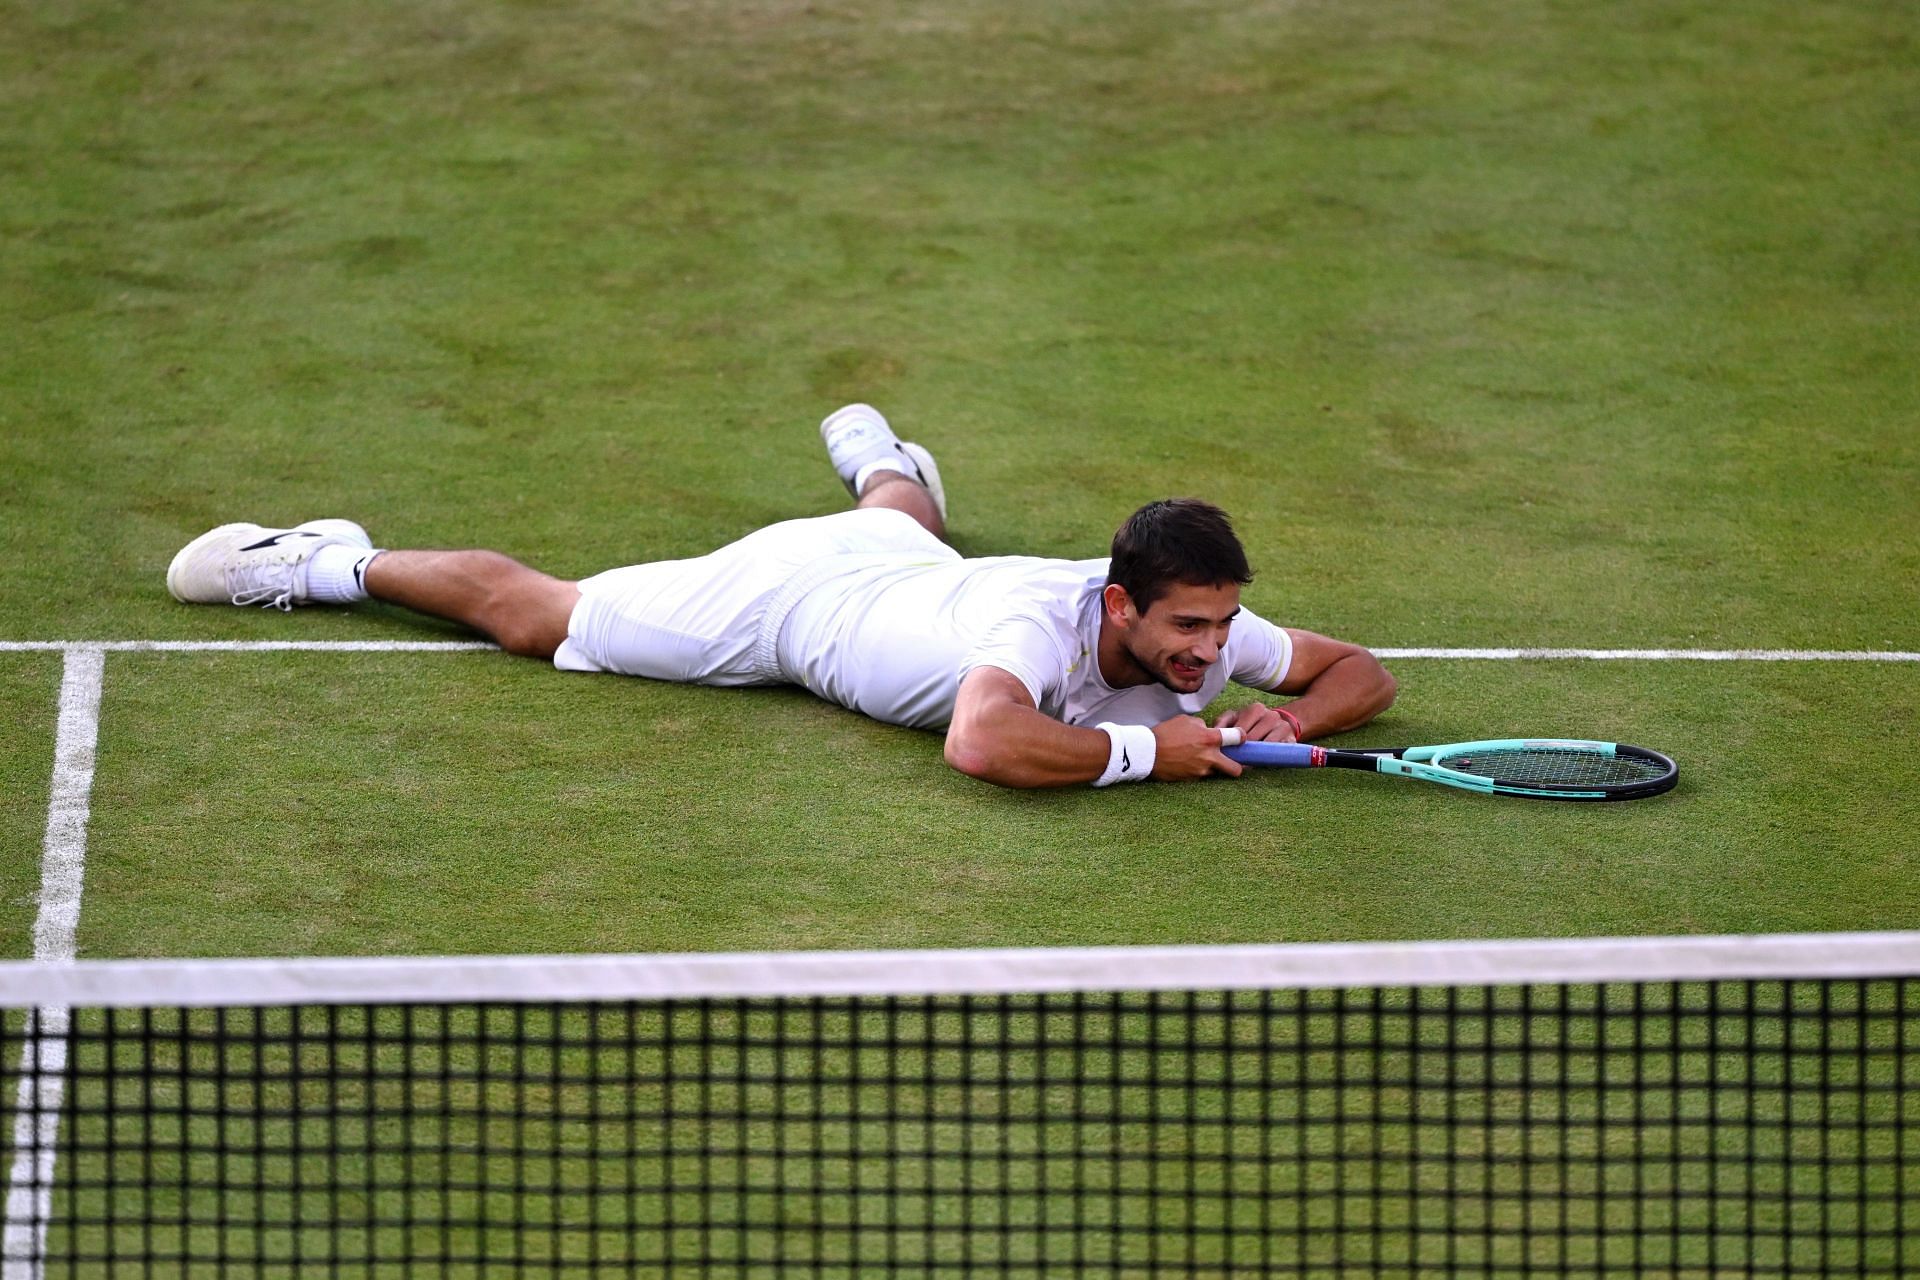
226, 551, 304, 610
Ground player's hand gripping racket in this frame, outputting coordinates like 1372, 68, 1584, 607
1216, 730, 1678, 801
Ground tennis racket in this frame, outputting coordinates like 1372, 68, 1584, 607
1216, 730, 1678, 801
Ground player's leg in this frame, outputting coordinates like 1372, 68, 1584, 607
361, 551, 579, 659
167, 519, 578, 659
819, 403, 947, 540
855, 470, 944, 538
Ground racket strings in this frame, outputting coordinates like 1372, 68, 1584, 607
1432, 747, 1666, 787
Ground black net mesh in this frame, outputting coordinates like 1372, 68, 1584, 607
5, 978, 1915, 1276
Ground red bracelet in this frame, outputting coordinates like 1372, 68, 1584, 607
1275, 706, 1304, 739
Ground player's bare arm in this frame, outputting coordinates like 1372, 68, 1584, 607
946, 667, 1242, 788
1217, 630, 1396, 743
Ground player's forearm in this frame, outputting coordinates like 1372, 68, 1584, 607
944, 701, 1109, 788
1283, 650, 1397, 739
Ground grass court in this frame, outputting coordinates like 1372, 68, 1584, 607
3, 0, 1916, 963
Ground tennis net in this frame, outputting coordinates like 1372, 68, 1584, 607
4, 933, 1916, 1277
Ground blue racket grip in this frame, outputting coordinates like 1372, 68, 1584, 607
1222, 741, 1320, 768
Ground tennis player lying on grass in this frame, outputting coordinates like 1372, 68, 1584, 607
167, 405, 1395, 788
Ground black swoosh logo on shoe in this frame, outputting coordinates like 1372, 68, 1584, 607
238, 531, 321, 552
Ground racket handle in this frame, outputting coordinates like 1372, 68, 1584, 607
1223, 741, 1322, 768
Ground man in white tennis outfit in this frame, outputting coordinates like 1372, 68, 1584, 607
167, 405, 1396, 788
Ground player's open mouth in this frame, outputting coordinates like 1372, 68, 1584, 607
1169, 659, 1203, 679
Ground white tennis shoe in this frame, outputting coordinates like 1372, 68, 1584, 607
166, 518, 372, 610
819, 403, 946, 521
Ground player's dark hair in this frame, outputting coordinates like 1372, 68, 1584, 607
1105, 498, 1252, 613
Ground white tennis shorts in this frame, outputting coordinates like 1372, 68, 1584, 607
553, 508, 956, 684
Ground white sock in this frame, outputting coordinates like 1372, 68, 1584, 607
852, 456, 911, 495
306, 544, 381, 605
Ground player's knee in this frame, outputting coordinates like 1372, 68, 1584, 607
501, 624, 558, 659
484, 582, 578, 660
858, 474, 945, 542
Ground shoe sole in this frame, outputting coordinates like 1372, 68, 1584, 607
900, 442, 947, 523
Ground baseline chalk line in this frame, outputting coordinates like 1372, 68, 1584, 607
0, 640, 499, 653
1371, 648, 1920, 662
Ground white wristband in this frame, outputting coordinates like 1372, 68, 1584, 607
1093, 722, 1157, 787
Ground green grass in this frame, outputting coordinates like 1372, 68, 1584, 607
0, 656, 62, 958
2, 0, 1916, 959
74, 655, 1920, 957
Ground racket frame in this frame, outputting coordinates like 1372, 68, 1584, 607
1223, 737, 1679, 801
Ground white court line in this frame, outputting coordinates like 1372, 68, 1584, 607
0, 639, 498, 653
1373, 648, 1920, 662
0, 640, 1913, 659
4, 648, 104, 1279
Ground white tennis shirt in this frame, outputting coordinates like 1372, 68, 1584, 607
775, 555, 1293, 731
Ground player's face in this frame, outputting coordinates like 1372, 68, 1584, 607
1119, 581, 1242, 695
